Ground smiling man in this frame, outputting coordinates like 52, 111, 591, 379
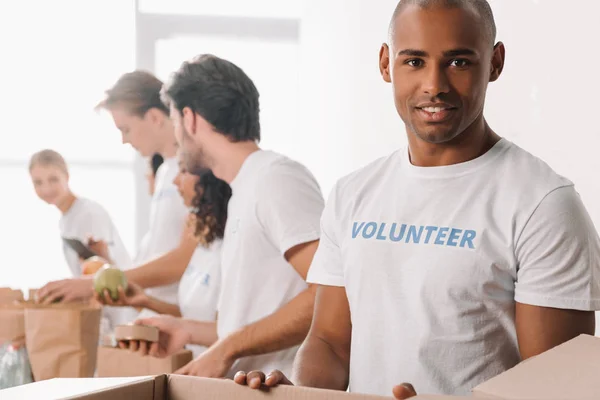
235, 0, 600, 398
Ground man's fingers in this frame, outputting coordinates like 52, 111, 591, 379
392, 383, 417, 400
138, 340, 149, 356
118, 286, 128, 303
233, 371, 248, 385
129, 340, 140, 352
148, 341, 161, 358
118, 340, 128, 350
246, 371, 266, 389
265, 369, 292, 386
175, 363, 190, 375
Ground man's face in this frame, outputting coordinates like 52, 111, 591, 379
170, 105, 214, 175
109, 105, 157, 157
380, 5, 503, 144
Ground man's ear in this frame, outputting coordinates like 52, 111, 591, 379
146, 108, 167, 126
489, 41, 506, 82
182, 107, 195, 137
379, 43, 392, 83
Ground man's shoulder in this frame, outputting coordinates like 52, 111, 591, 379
499, 140, 573, 191
334, 150, 401, 196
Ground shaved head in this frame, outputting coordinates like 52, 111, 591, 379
389, 0, 497, 46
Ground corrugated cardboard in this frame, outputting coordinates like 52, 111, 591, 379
0, 376, 159, 400
114, 324, 159, 342
473, 334, 600, 400
4, 335, 600, 399
96, 347, 193, 377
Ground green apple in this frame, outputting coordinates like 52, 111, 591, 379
93, 266, 127, 301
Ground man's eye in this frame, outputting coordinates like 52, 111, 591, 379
450, 59, 470, 68
406, 59, 424, 67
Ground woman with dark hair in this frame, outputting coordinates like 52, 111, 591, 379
101, 155, 231, 357
146, 153, 164, 196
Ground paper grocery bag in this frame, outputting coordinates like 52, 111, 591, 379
0, 303, 25, 344
24, 303, 101, 381
0, 290, 26, 345
0, 288, 24, 304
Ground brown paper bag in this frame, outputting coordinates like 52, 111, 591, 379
0, 290, 26, 346
0, 303, 25, 344
0, 288, 25, 305
24, 303, 101, 381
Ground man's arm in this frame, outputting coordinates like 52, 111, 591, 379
515, 302, 595, 360
219, 240, 320, 360
292, 284, 352, 389
125, 231, 197, 288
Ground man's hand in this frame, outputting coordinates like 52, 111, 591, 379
37, 277, 94, 304
234, 370, 292, 389
119, 316, 190, 358
233, 370, 417, 399
95, 283, 147, 308
174, 341, 235, 378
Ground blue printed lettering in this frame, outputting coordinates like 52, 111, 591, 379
362, 222, 377, 239
376, 223, 388, 240
406, 225, 424, 244
389, 223, 407, 242
424, 226, 438, 244
435, 227, 450, 245
352, 222, 365, 238
447, 228, 462, 247
461, 230, 476, 249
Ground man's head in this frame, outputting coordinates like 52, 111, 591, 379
97, 71, 171, 157
162, 54, 261, 174
380, 0, 505, 144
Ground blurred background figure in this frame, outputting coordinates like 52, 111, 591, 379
28, 149, 138, 328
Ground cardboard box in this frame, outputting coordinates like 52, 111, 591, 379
114, 324, 159, 342
96, 347, 193, 377
3, 335, 600, 399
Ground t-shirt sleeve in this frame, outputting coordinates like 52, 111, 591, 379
306, 184, 345, 287
255, 161, 324, 256
515, 186, 600, 311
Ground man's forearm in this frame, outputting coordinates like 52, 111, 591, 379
142, 296, 182, 318
292, 335, 350, 390
125, 243, 195, 288
182, 319, 218, 348
221, 286, 316, 360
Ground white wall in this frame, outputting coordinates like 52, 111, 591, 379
298, 0, 600, 330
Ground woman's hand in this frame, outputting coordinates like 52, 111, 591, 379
94, 282, 148, 308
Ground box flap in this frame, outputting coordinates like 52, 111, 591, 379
473, 334, 600, 400
0, 376, 158, 400
167, 375, 392, 399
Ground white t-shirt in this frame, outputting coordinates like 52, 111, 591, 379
178, 240, 222, 358
307, 139, 600, 396
218, 150, 324, 378
59, 197, 138, 327
135, 157, 189, 318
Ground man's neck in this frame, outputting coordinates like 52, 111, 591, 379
407, 117, 500, 167
156, 122, 178, 159
211, 141, 261, 184
57, 192, 77, 214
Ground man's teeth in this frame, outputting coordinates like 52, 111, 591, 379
422, 107, 447, 113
